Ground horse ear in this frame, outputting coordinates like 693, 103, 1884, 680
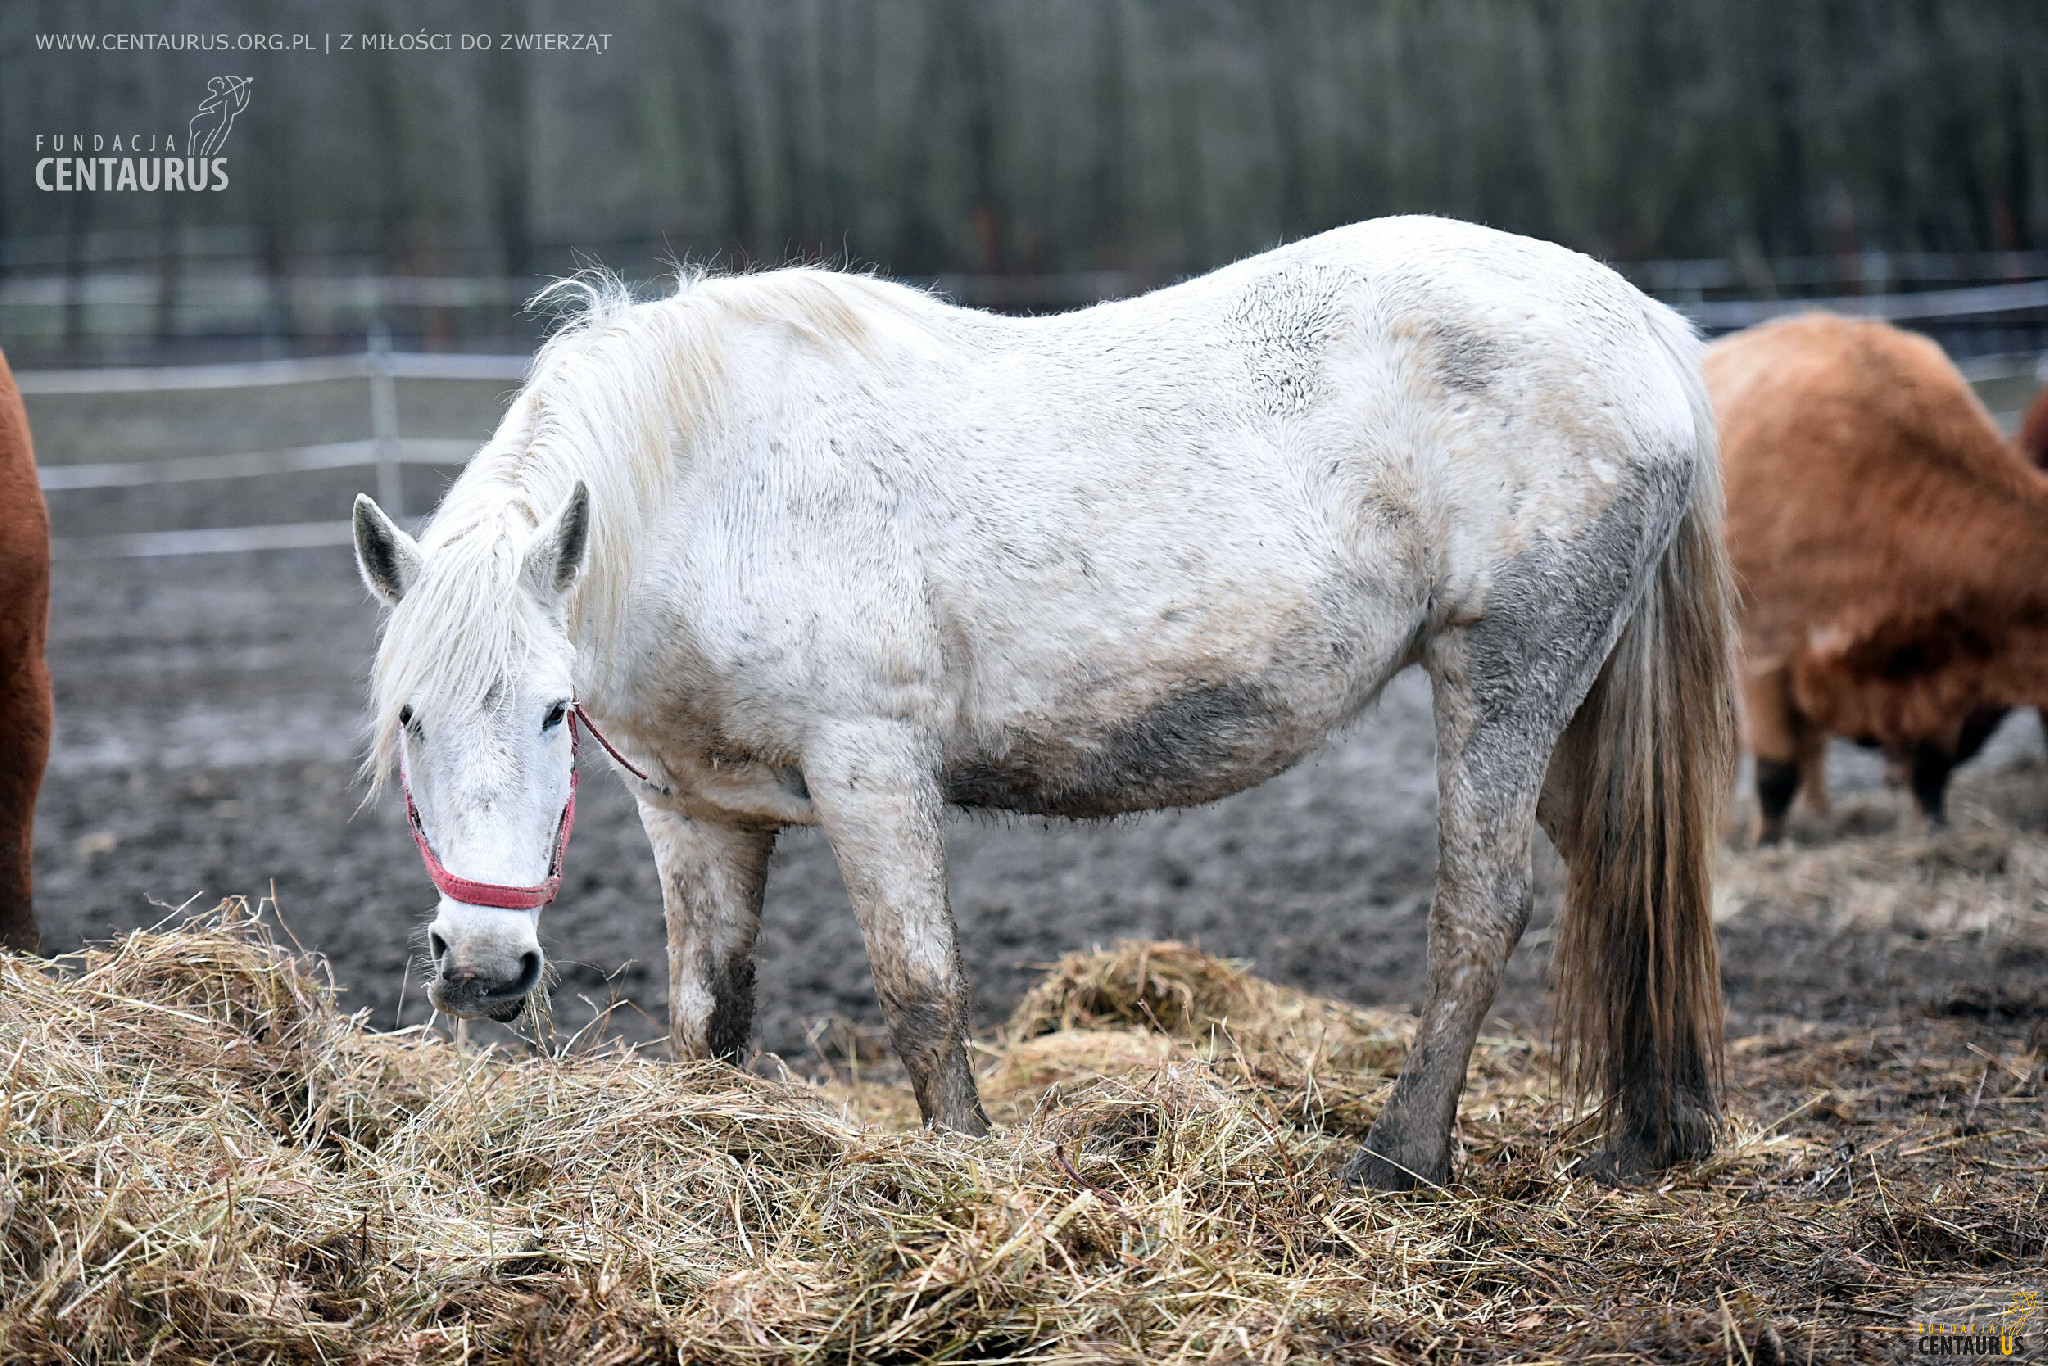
522, 480, 590, 603
353, 494, 421, 607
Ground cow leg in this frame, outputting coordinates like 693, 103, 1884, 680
1343, 638, 1561, 1190
1794, 719, 1831, 816
1953, 705, 2009, 769
1907, 741, 1958, 830
1904, 707, 2008, 830
804, 719, 988, 1135
640, 802, 773, 1063
1744, 665, 1801, 845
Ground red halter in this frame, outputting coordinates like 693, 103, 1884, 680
401, 702, 650, 911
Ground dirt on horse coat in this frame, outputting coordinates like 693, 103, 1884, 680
0, 348, 51, 953
353, 216, 1736, 1187
1708, 315, 2048, 842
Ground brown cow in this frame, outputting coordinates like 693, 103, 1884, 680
1920, 380, 2048, 799
0, 348, 51, 952
1798, 377, 2048, 815
1708, 314, 2048, 844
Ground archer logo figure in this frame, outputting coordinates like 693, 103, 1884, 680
188, 76, 253, 157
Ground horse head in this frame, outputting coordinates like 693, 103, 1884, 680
353, 481, 591, 1022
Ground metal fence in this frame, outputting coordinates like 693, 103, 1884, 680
20, 343, 527, 559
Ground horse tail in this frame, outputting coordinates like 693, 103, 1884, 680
1546, 301, 1738, 1170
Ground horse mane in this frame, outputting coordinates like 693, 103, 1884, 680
363, 264, 923, 789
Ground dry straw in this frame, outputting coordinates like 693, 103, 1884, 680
1, 899, 2039, 1363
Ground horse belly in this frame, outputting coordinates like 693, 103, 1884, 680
943, 616, 1401, 818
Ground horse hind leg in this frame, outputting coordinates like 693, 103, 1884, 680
1347, 452, 1733, 1189
1339, 644, 1559, 1191
1343, 478, 1665, 1190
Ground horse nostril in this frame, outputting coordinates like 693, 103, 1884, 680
514, 951, 543, 993
429, 932, 448, 960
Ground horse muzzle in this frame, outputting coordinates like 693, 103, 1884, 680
427, 924, 543, 1021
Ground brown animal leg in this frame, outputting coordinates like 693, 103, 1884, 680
1794, 720, 1830, 816
805, 719, 989, 1136
1952, 705, 2008, 770
640, 803, 774, 1063
1905, 707, 2006, 829
0, 649, 48, 954
1744, 666, 1801, 845
0, 352, 49, 956
1907, 741, 1957, 829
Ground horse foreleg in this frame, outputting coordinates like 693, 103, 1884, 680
1343, 672, 1549, 1190
805, 720, 989, 1136
639, 802, 773, 1063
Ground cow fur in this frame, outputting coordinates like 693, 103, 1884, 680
0, 348, 51, 953
1708, 315, 2048, 841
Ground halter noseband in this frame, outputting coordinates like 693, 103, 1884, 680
401, 701, 650, 911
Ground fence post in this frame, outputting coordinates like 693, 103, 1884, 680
369, 328, 404, 518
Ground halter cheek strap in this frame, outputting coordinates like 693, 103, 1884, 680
401, 702, 651, 911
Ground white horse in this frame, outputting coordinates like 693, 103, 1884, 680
353, 216, 1736, 1188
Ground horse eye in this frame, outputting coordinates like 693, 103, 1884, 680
542, 702, 567, 732
399, 705, 415, 728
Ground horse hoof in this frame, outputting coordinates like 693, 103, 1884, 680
1338, 1145, 1437, 1191
1576, 1147, 1645, 1187
935, 1108, 992, 1138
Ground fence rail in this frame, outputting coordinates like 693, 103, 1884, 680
1680, 278, 2048, 330
36, 438, 479, 492
26, 347, 530, 559
14, 350, 529, 395
58, 521, 364, 561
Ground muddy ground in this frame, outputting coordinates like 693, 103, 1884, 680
24, 374, 2048, 1073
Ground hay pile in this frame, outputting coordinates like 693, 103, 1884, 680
2, 902, 2041, 1363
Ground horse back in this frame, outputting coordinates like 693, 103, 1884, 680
680, 222, 1705, 818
